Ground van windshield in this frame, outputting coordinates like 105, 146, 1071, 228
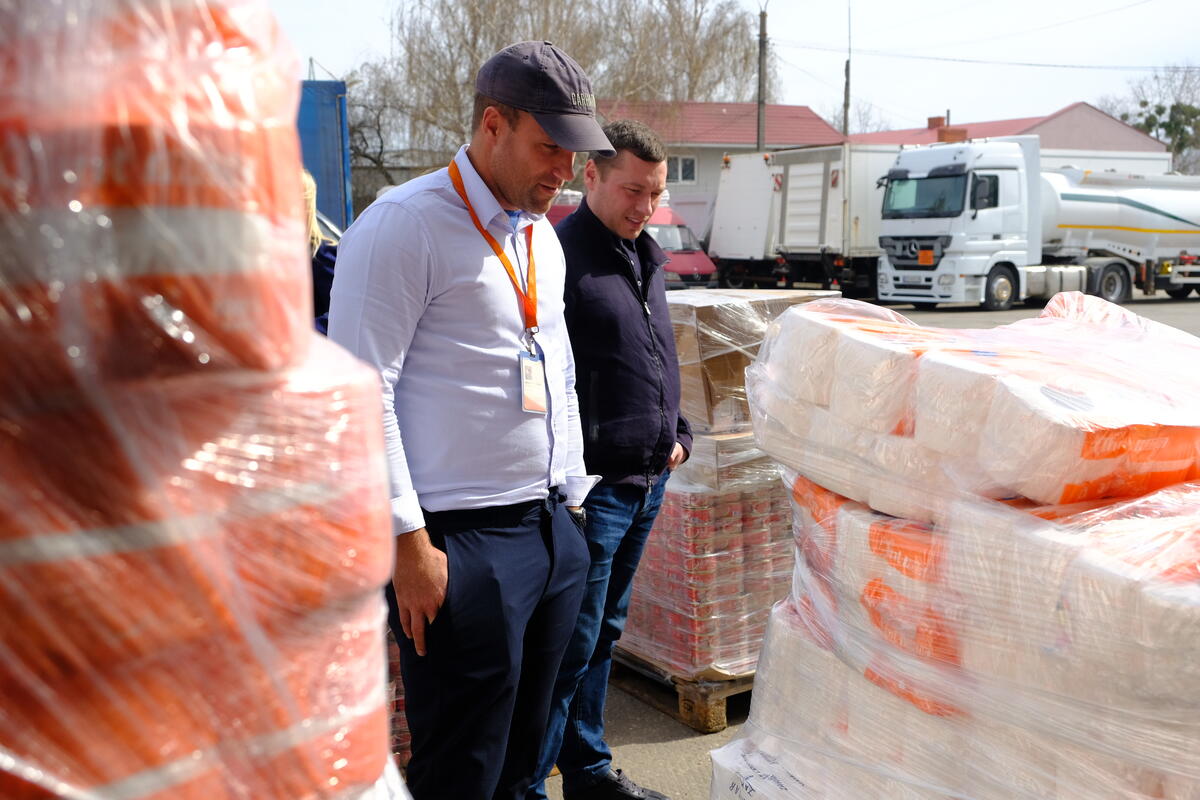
647, 223, 700, 251
882, 175, 967, 219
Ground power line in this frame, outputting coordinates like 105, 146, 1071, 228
855, 0, 994, 39
891, 0, 1157, 51
774, 39, 1198, 72
775, 55, 925, 126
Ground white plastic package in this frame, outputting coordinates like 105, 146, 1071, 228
715, 296, 1200, 800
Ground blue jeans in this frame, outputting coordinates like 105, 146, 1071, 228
528, 473, 670, 799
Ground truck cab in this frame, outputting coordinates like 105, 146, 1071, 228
876, 139, 1039, 310
876, 135, 1200, 310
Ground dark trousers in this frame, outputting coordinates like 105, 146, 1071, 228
530, 474, 670, 798
388, 492, 589, 800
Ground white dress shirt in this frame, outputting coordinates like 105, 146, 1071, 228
329, 145, 597, 535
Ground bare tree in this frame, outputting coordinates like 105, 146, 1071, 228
347, 0, 776, 207
638, 0, 765, 103
1097, 63, 1200, 174
822, 100, 892, 135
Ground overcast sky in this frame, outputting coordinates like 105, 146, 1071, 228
268, 0, 1196, 129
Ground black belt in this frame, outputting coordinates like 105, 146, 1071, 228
422, 487, 563, 532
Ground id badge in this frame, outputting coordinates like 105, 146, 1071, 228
519, 351, 548, 415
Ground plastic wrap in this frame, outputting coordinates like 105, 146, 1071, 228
619, 291, 839, 679
386, 631, 413, 770
2, 3, 404, 797
749, 296, 1200, 512
668, 289, 839, 433
713, 295, 1200, 799
2, 0, 311, 394
620, 432, 791, 679
621, 477, 792, 679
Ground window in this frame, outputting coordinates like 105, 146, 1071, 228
970, 173, 999, 211
667, 155, 697, 184
882, 175, 967, 219
645, 224, 701, 251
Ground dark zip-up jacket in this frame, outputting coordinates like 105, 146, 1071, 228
557, 198, 692, 488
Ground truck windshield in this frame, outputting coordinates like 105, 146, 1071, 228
647, 223, 700, 251
882, 175, 967, 219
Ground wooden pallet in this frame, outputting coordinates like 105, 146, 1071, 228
610, 647, 754, 734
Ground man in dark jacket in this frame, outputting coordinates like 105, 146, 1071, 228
529, 120, 690, 800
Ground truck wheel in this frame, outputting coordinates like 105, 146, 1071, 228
982, 266, 1017, 311
721, 267, 748, 289
911, 302, 938, 311
1097, 264, 1130, 304
1166, 287, 1193, 299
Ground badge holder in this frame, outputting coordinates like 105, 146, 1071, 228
519, 329, 547, 415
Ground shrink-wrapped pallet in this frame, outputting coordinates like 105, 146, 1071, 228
621, 468, 792, 679
714, 296, 1200, 799
621, 292, 841, 681
1, 2, 405, 797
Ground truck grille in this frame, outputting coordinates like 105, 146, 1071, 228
879, 236, 952, 271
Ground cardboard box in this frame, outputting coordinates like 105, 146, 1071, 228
672, 430, 778, 492
668, 289, 839, 432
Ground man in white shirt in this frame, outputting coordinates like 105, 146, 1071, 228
328, 41, 612, 800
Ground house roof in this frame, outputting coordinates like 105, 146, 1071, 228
597, 100, 845, 148
847, 102, 1162, 147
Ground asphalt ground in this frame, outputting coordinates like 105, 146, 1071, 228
543, 292, 1200, 800
894, 292, 1200, 335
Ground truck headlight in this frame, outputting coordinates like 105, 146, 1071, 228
937, 274, 955, 287
664, 271, 682, 282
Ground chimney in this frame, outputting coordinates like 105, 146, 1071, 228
937, 126, 969, 143
927, 116, 946, 129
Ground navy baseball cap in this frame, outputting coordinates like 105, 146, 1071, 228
476, 41, 614, 156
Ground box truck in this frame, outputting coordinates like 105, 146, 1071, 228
706, 143, 901, 296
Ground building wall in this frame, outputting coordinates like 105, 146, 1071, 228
1030, 105, 1166, 153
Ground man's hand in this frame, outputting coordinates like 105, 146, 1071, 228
392, 528, 448, 657
668, 442, 687, 470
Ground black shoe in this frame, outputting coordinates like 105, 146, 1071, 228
566, 768, 670, 800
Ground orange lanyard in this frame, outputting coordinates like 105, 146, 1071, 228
448, 160, 538, 338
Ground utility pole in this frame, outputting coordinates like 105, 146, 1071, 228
841, 4, 851, 136
756, 7, 767, 151
842, 60, 850, 136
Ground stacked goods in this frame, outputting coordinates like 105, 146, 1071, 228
1, 3, 404, 798
386, 632, 413, 769
622, 465, 793, 678
748, 294, 1200, 518
618, 291, 835, 679
712, 295, 1200, 799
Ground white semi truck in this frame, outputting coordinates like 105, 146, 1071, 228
706, 143, 901, 296
875, 136, 1200, 310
